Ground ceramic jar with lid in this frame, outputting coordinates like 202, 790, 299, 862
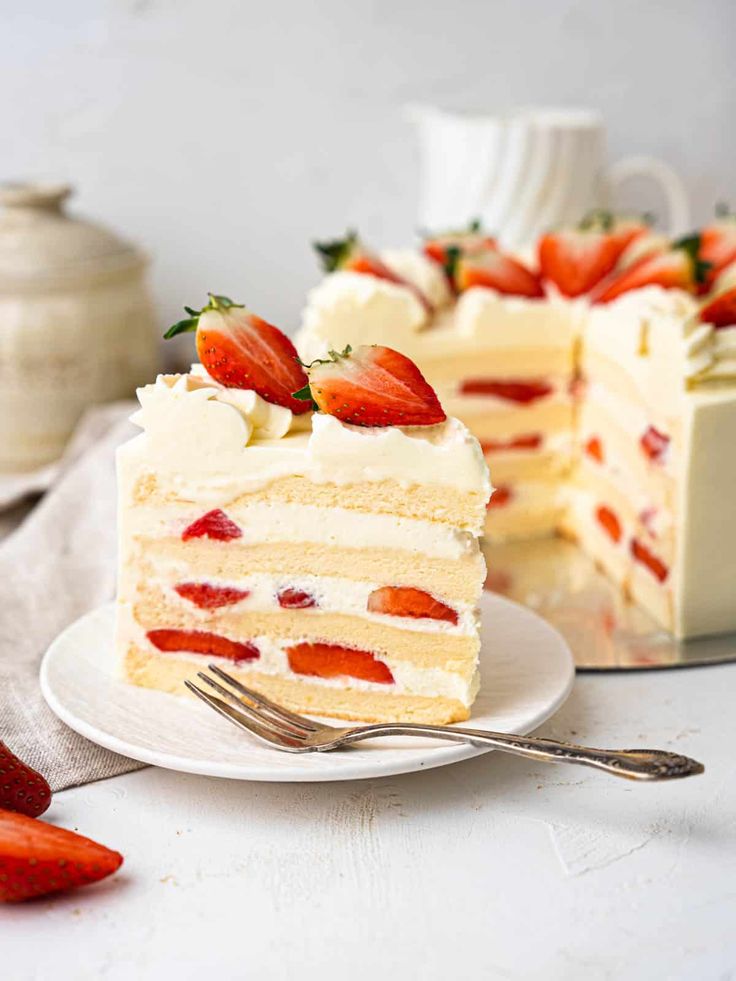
0, 182, 158, 471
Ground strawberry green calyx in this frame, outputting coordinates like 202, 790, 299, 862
293, 346, 352, 408
579, 209, 654, 233
313, 231, 358, 272
673, 234, 711, 284
163, 294, 244, 339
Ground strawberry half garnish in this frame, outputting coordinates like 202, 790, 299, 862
0, 810, 122, 903
590, 236, 708, 304
540, 211, 651, 297
294, 345, 446, 427
454, 246, 543, 298
539, 229, 621, 297
698, 205, 736, 290
422, 218, 496, 276
0, 742, 51, 818
164, 295, 310, 414
699, 285, 736, 329
314, 231, 432, 313
580, 209, 652, 254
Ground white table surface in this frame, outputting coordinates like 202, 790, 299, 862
3, 663, 735, 981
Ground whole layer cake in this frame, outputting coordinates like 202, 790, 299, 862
297, 217, 736, 638
115, 299, 490, 723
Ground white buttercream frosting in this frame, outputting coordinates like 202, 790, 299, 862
127, 370, 491, 518
297, 270, 428, 363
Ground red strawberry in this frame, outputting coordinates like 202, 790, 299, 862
640, 425, 670, 464
579, 210, 651, 253
277, 588, 317, 609
631, 539, 669, 583
147, 629, 259, 662
286, 642, 394, 684
487, 485, 514, 509
164, 295, 310, 413
480, 433, 543, 454
584, 436, 604, 464
0, 743, 51, 818
0, 810, 122, 903
539, 229, 621, 297
699, 285, 736, 329
423, 219, 496, 273
455, 246, 543, 298
699, 206, 736, 289
181, 509, 242, 542
314, 231, 432, 313
459, 378, 553, 404
595, 505, 622, 544
367, 586, 458, 624
174, 583, 250, 609
295, 345, 446, 427
591, 237, 707, 304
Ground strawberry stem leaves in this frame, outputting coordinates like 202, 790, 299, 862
673, 233, 711, 284
313, 231, 358, 272
293, 346, 354, 409
163, 294, 244, 338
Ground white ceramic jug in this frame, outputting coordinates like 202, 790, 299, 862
0, 182, 159, 472
410, 106, 690, 248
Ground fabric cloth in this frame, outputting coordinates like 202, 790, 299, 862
0, 403, 145, 791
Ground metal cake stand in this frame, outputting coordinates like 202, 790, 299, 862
483, 537, 736, 671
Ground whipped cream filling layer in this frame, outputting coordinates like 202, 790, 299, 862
120, 608, 478, 705
144, 568, 479, 636
127, 500, 478, 561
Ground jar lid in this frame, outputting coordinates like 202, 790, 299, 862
0, 182, 148, 291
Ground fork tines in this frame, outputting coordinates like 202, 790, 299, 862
184, 665, 322, 751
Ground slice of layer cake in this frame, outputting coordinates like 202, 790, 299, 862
296, 217, 736, 638
115, 296, 490, 723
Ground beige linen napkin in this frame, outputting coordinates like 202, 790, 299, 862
0, 403, 145, 791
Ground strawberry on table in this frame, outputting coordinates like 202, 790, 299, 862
164, 295, 310, 414
422, 218, 497, 274
699, 285, 736, 329
294, 344, 446, 427
590, 236, 707, 304
0, 742, 51, 818
314, 230, 433, 313
454, 245, 543, 298
0, 810, 122, 902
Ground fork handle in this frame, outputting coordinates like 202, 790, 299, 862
340, 725, 704, 781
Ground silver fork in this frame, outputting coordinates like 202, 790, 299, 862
185, 665, 705, 782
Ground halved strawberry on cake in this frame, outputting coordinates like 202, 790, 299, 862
115, 298, 490, 724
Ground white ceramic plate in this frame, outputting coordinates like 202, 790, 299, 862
40, 593, 574, 782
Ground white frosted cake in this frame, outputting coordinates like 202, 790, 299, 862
297, 219, 736, 638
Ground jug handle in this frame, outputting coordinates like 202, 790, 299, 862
603, 156, 690, 236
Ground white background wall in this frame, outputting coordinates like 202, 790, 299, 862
2, 0, 734, 335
